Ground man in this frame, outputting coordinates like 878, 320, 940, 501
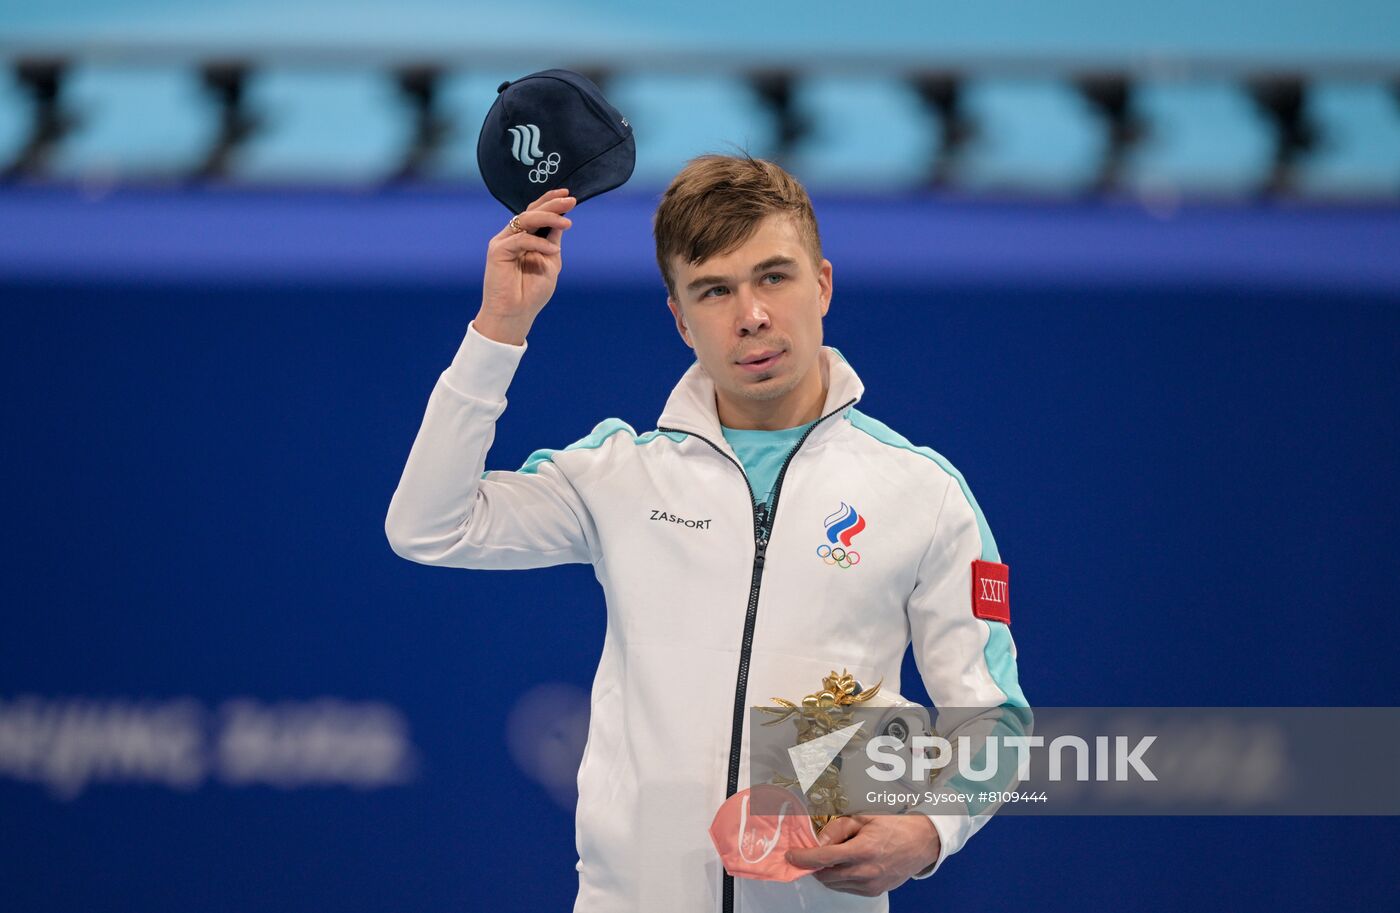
385, 154, 1027, 913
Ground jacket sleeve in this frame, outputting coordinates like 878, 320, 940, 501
384, 320, 599, 569
904, 471, 1030, 878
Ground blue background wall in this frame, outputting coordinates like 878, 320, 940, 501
1, 186, 1397, 910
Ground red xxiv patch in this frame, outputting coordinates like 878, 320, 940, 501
971, 559, 1010, 624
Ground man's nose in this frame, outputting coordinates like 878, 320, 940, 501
735, 286, 771, 335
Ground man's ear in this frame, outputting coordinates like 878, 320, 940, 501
818, 258, 833, 318
666, 295, 693, 349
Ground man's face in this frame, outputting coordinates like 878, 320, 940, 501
665, 213, 832, 422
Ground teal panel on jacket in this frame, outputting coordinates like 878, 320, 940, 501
513, 419, 686, 474
845, 407, 1027, 711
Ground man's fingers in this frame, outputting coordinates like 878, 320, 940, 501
814, 876, 882, 898
785, 840, 866, 870
816, 817, 863, 846
538, 194, 578, 213
497, 233, 560, 258
524, 187, 571, 211
533, 198, 577, 232
539, 197, 577, 242
786, 816, 869, 869
497, 207, 574, 241
499, 192, 577, 245
811, 861, 885, 897
519, 205, 572, 224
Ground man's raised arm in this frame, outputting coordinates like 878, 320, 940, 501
384, 188, 595, 570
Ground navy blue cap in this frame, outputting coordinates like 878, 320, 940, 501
477, 69, 635, 219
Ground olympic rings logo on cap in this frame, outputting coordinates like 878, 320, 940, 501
506, 124, 564, 183
529, 152, 562, 183
816, 543, 860, 569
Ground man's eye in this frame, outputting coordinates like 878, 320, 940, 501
702, 275, 782, 298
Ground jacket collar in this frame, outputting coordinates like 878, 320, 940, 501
656, 345, 864, 455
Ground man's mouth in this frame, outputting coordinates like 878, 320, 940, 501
737, 350, 783, 371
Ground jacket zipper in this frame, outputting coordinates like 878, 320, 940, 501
659, 394, 856, 913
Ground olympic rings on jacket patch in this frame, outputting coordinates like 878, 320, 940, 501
816, 543, 860, 568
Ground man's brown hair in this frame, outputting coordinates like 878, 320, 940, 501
653, 151, 823, 301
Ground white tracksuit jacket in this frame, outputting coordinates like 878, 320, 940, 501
385, 320, 1029, 913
